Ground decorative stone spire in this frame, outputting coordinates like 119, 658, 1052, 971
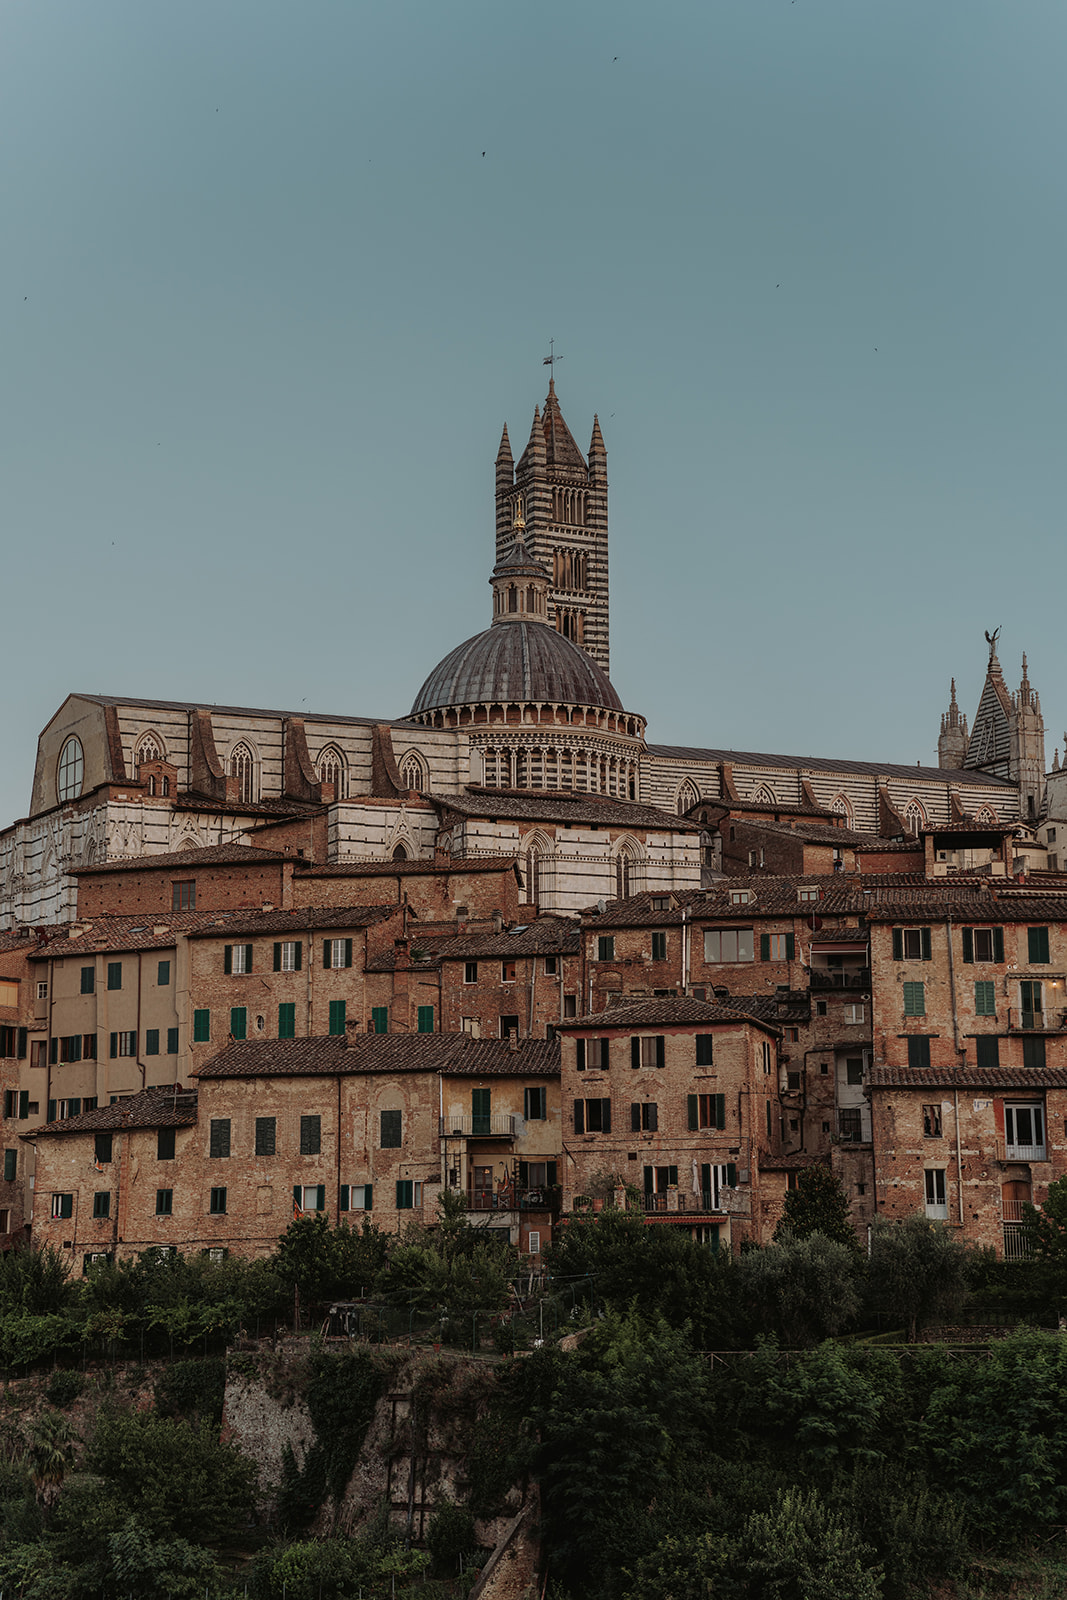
589, 414, 607, 480
1053, 748, 1061, 773
937, 677, 969, 769
490, 507, 551, 628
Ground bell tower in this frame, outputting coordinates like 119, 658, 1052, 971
494, 379, 610, 672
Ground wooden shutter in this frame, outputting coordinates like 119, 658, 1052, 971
786, 933, 795, 960
993, 927, 1004, 962
714, 1093, 726, 1129
547, 1162, 557, 1187
293, 1184, 302, 1209
631, 1037, 640, 1069
323, 940, 331, 969
961, 928, 974, 963
273, 943, 282, 971
1029, 927, 1050, 963
50, 1038, 58, 1065
631, 1103, 642, 1132
648, 1104, 658, 1132
643, 1165, 654, 1194
365, 1184, 373, 1209
316, 1185, 325, 1212
576, 1039, 586, 1071
294, 942, 303, 970
224, 945, 233, 974
921, 928, 932, 960
687, 1094, 698, 1130
345, 939, 353, 968
574, 1100, 585, 1134
892, 928, 903, 960
655, 1036, 665, 1069
600, 1038, 610, 1069
339, 1185, 349, 1211
726, 1162, 738, 1187
760, 934, 770, 961
18, 1091, 29, 1120
109, 1033, 117, 1059
601, 1099, 611, 1133
47, 1100, 56, 1123
700, 1162, 711, 1196
244, 944, 253, 972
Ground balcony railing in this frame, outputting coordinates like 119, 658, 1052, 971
467, 1187, 560, 1213
996, 1137, 1047, 1163
1002, 1223, 1033, 1261
1008, 1009, 1067, 1033
809, 968, 871, 991
1001, 1200, 1031, 1223
642, 1191, 722, 1214
439, 1114, 517, 1138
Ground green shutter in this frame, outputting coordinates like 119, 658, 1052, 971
365, 1183, 373, 1210
576, 1039, 585, 1071
687, 1094, 698, 1130
158, 960, 170, 986
18, 1091, 29, 1121
224, 945, 232, 974
323, 940, 331, 969
47, 1100, 56, 1123
903, 982, 925, 1017
244, 944, 253, 972
975, 982, 996, 1017
1029, 927, 1050, 964
340, 1185, 349, 1211
167, 1028, 178, 1053
993, 927, 1004, 963
371, 1007, 388, 1034
631, 1037, 640, 1069
715, 1093, 725, 1129
786, 932, 795, 960
726, 1162, 738, 1187
294, 942, 302, 971
109, 1032, 117, 1058
760, 934, 770, 961
329, 1000, 346, 1036
892, 928, 903, 960
655, 1036, 665, 1069
16, 1029, 26, 1060
316, 1185, 325, 1212
193, 1010, 210, 1043
921, 928, 932, 960
274, 943, 282, 971
961, 928, 973, 963
3, 1150, 15, 1182
574, 1100, 584, 1134
293, 1184, 302, 1209
50, 1038, 58, 1065
230, 1008, 246, 1040
145, 1029, 159, 1055
417, 1006, 434, 1033
344, 939, 352, 968
278, 1004, 295, 1039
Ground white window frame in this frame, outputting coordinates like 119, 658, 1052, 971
844, 1002, 865, 1024
703, 928, 754, 963
328, 938, 347, 969
231, 944, 250, 975
299, 1186, 324, 1212
36, 981, 48, 1001
347, 1184, 372, 1211
528, 1230, 541, 1255
280, 942, 299, 973
1004, 1101, 1045, 1161
924, 1168, 948, 1220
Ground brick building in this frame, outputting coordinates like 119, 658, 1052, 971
25, 1033, 561, 1270
556, 997, 782, 1249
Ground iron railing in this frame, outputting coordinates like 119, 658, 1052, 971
642, 1191, 722, 1214
1008, 1009, 1067, 1033
996, 1137, 1047, 1163
1002, 1223, 1033, 1261
439, 1114, 517, 1137
809, 968, 871, 991
837, 1109, 868, 1142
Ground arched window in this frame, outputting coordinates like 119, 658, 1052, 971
136, 733, 165, 766
400, 752, 427, 793
161, 776, 170, 797
752, 785, 776, 805
392, 842, 409, 861
316, 745, 347, 800
615, 842, 639, 901
903, 799, 926, 836
229, 742, 257, 805
831, 794, 854, 828
974, 805, 999, 824
676, 778, 700, 816
56, 737, 84, 802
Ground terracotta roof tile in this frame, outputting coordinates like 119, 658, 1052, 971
646, 743, 1017, 788
29, 912, 228, 959
869, 1066, 1067, 1089
193, 1033, 560, 1080
185, 905, 397, 940
557, 997, 779, 1033
75, 843, 292, 876
295, 856, 521, 879
432, 790, 701, 832
28, 1086, 198, 1137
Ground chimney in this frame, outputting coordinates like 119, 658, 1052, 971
343, 1019, 360, 1048
492, 909, 504, 934
508, 1031, 518, 1053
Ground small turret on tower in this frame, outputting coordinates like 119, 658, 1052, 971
938, 678, 969, 768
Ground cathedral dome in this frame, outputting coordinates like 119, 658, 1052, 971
410, 620, 624, 717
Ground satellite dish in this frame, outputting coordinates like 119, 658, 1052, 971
597, 898, 606, 914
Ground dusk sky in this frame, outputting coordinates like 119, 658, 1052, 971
3, 1, 1065, 826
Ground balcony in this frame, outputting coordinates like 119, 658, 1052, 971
1002, 1223, 1033, 1261
1007, 1009, 1067, 1033
439, 1114, 517, 1138
467, 1187, 560, 1213
642, 1191, 722, 1214
836, 1108, 869, 1143
1001, 1200, 1031, 1223
996, 1137, 1047, 1164
809, 968, 871, 992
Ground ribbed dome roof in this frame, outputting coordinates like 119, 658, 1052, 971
410, 622, 624, 716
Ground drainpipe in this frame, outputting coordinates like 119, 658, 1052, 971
135, 953, 145, 1091
527, 954, 536, 1038
336, 1074, 342, 1223
682, 904, 691, 995
945, 917, 965, 1226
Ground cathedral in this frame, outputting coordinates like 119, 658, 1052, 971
0, 380, 1043, 928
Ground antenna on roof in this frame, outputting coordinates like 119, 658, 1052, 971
543, 338, 563, 378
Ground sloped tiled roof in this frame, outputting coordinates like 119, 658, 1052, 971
647, 743, 1016, 788
28, 1086, 198, 1138
185, 905, 397, 940
29, 911, 230, 959
434, 790, 700, 832
869, 1066, 1067, 1090
75, 843, 292, 876
295, 856, 521, 879
557, 997, 780, 1033
194, 1033, 560, 1080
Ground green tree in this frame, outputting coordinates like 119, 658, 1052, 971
1023, 1173, 1067, 1269
774, 1164, 857, 1249
27, 1412, 78, 1513
730, 1486, 884, 1599
86, 1408, 257, 1543
733, 1233, 862, 1347
866, 1214, 971, 1341
273, 1213, 391, 1307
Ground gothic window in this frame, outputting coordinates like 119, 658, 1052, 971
526, 585, 536, 612
974, 806, 999, 824
676, 779, 700, 816
753, 785, 776, 805
316, 745, 347, 799
399, 752, 426, 793
903, 799, 927, 836
136, 734, 165, 766
615, 843, 639, 901
525, 836, 549, 907
831, 794, 854, 827
229, 743, 257, 805
392, 842, 409, 861
56, 737, 84, 802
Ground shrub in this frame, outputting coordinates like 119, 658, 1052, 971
44, 1369, 85, 1408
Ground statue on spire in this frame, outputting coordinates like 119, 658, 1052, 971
984, 626, 1001, 661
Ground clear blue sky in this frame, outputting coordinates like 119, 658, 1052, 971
3, 1, 1065, 825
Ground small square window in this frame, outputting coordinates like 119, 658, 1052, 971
172, 881, 196, 912
156, 1188, 173, 1215
651, 932, 667, 961
209, 1187, 227, 1215
501, 960, 517, 982
92, 1191, 111, 1219
597, 936, 615, 962
544, 956, 558, 976
107, 962, 122, 991
464, 962, 478, 984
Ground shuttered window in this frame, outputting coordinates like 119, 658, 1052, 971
417, 1006, 434, 1033
209, 1119, 231, 1159
688, 1093, 726, 1130
906, 1037, 931, 1069
278, 1004, 296, 1039
903, 982, 925, 1017
380, 1110, 402, 1148
255, 1117, 276, 1157
371, 1008, 388, 1034
299, 1115, 321, 1156
1028, 927, 1051, 964
230, 1008, 247, 1040
323, 939, 353, 969
329, 1000, 346, 1036
193, 1010, 210, 1043
974, 982, 996, 1017
892, 928, 932, 961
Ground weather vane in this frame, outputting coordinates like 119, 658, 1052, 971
543, 338, 563, 377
